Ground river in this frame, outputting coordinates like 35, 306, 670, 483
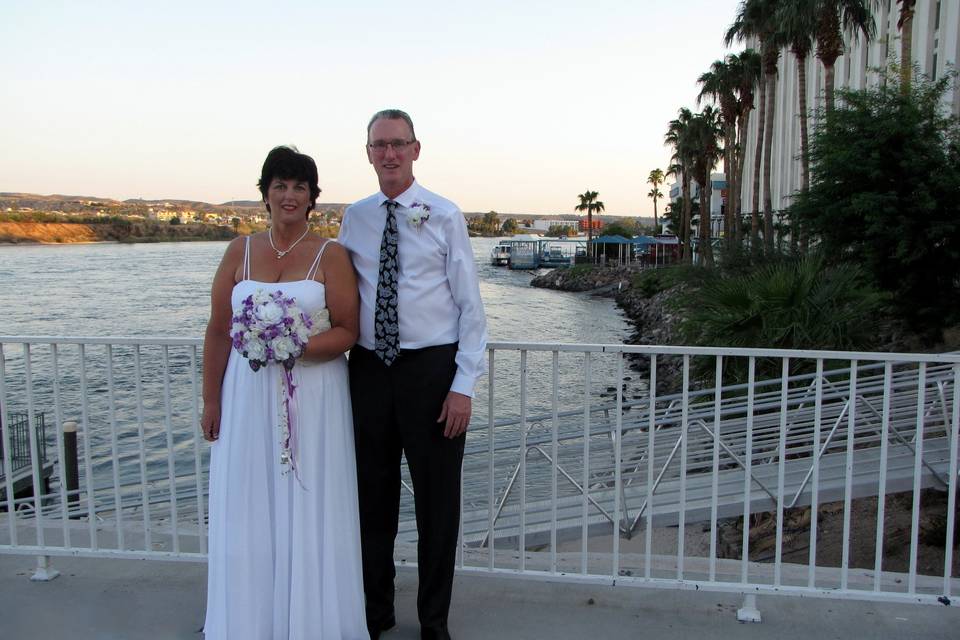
1, 238, 640, 496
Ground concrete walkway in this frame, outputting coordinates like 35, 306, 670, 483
1, 554, 959, 639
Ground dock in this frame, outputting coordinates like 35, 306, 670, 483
1, 412, 54, 504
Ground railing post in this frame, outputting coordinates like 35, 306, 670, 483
62, 421, 79, 514
30, 555, 60, 582
737, 593, 761, 623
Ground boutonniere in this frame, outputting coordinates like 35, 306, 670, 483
407, 201, 431, 230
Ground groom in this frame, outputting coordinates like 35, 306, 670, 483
338, 109, 487, 640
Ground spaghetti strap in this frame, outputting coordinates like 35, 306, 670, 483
306, 240, 335, 281
242, 236, 251, 281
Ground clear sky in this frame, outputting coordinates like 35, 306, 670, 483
0, 0, 741, 216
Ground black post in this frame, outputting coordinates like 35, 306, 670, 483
62, 421, 79, 514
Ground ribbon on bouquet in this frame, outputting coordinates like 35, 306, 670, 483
279, 368, 306, 488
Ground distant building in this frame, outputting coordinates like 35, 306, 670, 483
667, 172, 727, 238
531, 219, 579, 232
154, 210, 184, 222
578, 219, 604, 232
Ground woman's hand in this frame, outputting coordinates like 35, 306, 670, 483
201, 401, 221, 442
201, 236, 244, 442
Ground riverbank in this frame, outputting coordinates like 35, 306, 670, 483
531, 265, 679, 340
0, 221, 236, 244
530, 263, 959, 581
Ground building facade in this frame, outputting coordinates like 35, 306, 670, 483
739, 0, 959, 217
667, 172, 728, 237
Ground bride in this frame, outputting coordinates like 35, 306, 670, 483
200, 146, 368, 639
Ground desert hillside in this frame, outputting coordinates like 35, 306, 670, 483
0, 221, 101, 244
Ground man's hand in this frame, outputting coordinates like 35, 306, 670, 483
437, 391, 471, 439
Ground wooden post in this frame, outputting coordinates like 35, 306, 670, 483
62, 421, 79, 514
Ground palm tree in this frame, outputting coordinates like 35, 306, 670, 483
687, 106, 724, 267
665, 108, 695, 263
814, 0, 875, 113
575, 190, 605, 260
726, 0, 784, 256
777, 0, 818, 252
664, 160, 685, 242
897, 0, 917, 92
778, 1, 817, 193
728, 49, 762, 248
698, 59, 738, 254
647, 168, 666, 232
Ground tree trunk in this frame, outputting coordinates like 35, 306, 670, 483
797, 51, 809, 253
735, 110, 749, 248
653, 198, 659, 235
700, 180, 714, 267
762, 69, 776, 256
752, 76, 765, 259
724, 123, 736, 256
901, 4, 915, 92
682, 172, 692, 263
824, 63, 836, 114
587, 210, 593, 261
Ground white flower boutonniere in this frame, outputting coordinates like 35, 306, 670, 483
407, 201, 431, 230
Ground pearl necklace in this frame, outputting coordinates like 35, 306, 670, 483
268, 227, 310, 259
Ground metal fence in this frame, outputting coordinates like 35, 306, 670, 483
1, 411, 48, 477
0, 336, 957, 611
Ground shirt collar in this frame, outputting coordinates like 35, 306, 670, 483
376, 180, 421, 210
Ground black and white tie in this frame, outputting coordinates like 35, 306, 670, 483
374, 200, 400, 365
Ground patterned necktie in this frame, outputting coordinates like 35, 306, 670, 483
374, 200, 400, 365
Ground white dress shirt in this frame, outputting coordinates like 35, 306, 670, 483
339, 180, 487, 397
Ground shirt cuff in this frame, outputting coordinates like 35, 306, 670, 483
449, 371, 477, 398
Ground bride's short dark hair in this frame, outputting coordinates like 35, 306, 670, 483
257, 146, 321, 217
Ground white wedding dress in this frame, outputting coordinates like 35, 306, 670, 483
205, 239, 368, 639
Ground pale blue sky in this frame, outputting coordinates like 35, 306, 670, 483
1, 0, 740, 216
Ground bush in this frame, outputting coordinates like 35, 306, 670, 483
630, 264, 712, 298
789, 71, 960, 342
675, 253, 883, 382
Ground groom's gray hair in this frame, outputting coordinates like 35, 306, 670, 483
367, 109, 416, 141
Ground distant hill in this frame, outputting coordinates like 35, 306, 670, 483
2, 193, 640, 222
1, 192, 349, 217
221, 200, 263, 208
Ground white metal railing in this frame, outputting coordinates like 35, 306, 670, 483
0, 337, 957, 612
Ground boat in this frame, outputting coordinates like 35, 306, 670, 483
490, 241, 511, 266
506, 235, 543, 270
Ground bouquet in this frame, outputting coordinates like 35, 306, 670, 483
230, 289, 314, 372
230, 289, 325, 476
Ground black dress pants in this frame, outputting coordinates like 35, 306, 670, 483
349, 343, 465, 632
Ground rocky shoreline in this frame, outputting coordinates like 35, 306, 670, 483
531, 265, 680, 343
0, 221, 236, 244
531, 265, 685, 390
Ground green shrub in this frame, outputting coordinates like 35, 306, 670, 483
789, 71, 960, 341
676, 253, 883, 382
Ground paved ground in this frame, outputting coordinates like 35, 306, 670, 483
2, 554, 959, 639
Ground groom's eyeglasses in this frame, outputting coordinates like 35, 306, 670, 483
368, 139, 416, 153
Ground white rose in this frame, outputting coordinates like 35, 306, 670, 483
245, 339, 266, 362
255, 301, 284, 324
272, 336, 297, 361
